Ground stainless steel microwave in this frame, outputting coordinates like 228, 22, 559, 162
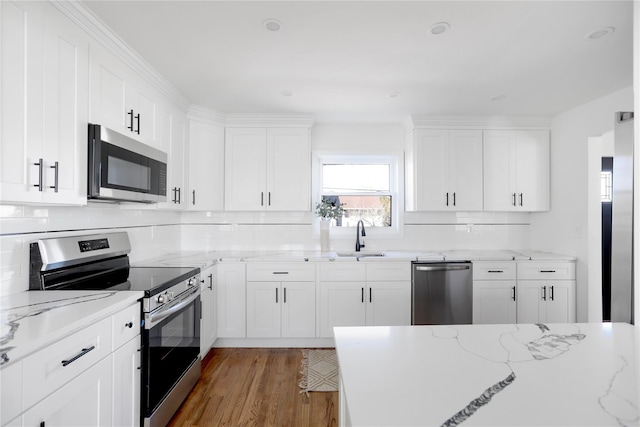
88, 124, 167, 203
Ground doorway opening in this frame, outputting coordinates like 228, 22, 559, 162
601, 157, 613, 321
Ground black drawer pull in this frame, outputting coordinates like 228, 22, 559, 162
540, 270, 556, 273
488, 270, 504, 273
61, 345, 95, 367
125, 322, 133, 328
272, 272, 289, 275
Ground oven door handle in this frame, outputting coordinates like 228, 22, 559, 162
146, 290, 200, 329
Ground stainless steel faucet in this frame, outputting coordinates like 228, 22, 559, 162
355, 220, 366, 251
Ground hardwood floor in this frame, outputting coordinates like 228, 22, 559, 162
168, 348, 339, 427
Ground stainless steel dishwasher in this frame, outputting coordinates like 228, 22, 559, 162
411, 261, 473, 325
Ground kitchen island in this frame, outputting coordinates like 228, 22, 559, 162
334, 323, 639, 426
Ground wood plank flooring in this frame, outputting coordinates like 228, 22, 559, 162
168, 348, 338, 427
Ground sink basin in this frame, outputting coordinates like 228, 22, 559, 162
336, 252, 385, 258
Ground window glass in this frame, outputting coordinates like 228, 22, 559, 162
321, 163, 392, 227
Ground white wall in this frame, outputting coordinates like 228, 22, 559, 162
530, 86, 634, 322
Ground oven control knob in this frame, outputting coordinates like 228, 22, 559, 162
188, 278, 196, 287
157, 294, 167, 304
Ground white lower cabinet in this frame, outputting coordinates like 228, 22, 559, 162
246, 263, 316, 338
8, 302, 141, 427
319, 262, 410, 338
472, 261, 576, 324
516, 280, 576, 323
472, 262, 517, 324
200, 265, 217, 357
21, 355, 113, 427
216, 263, 247, 338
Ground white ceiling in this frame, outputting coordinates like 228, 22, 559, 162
83, 1, 633, 123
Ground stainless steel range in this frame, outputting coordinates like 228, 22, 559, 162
29, 232, 201, 427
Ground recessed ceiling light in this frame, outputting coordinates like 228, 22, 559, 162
262, 18, 282, 32
280, 90, 293, 97
585, 26, 614, 41
429, 22, 450, 35
387, 92, 401, 99
491, 94, 506, 101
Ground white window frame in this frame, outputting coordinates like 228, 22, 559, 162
312, 152, 404, 240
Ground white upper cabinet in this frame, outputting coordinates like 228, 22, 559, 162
1, 1, 88, 205
483, 130, 550, 211
406, 129, 483, 211
225, 127, 310, 211
89, 42, 159, 149
188, 120, 224, 211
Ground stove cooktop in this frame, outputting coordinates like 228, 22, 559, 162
107, 266, 200, 296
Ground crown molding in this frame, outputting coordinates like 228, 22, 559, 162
187, 105, 227, 126
405, 115, 552, 131
225, 114, 315, 128
51, 0, 191, 112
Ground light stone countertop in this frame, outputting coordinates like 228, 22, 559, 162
0, 290, 143, 368
334, 323, 639, 427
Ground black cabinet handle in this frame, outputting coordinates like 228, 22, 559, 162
125, 322, 133, 328
127, 110, 134, 132
512, 193, 517, 206
511, 286, 516, 301
261, 192, 264, 206
268, 192, 271, 206
61, 345, 95, 367
208, 273, 213, 290
540, 270, 556, 273
192, 190, 196, 205
177, 187, 181, 204
135, 113, 140, 134
446, 192, 449, 206
361, 287, 364, 303
453, 192, 456, 207
519, 193, 523, 206
550, 286, 555, 301
369, 287, 372, 303
541, 286, 547, 301
33, 158, 43, 191
49, 161, 59, 192
275, 287, 278, 303
488, 270, 504, 273
284, 287, 287, 303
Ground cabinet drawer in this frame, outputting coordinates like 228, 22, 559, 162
473, 261, 516, 280
112, 303, 141, 350
365, 263, 411, 281
247, 263, 315, 282
517, 262, 576, 280
319, 263, 366, 281
23, 316, 113, 410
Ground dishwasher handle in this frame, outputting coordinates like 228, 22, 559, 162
414, 264, 471, 272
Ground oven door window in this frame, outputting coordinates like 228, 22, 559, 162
144, 296, 201, 414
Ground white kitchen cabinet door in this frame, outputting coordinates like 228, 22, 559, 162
112, 336, 141, 427
473, 281, 517, 324
515, 281, 545, 324
544, 281, 576, 323
448, 130, 484, 211
266, 128, 310, 211
216, 263, 247, 338
200, 266, 217, 357
41, 6, 89, 205
188, 120, 224, 211
319, 282, 366, 338
281, 281, 316, 338
1, 1, 88, 205
366, 281, 411, 326
410, 129, 482, 211
246, 281, 281, 338
483, 130, 549, 211
156, 104, 188, 210
413, 129, 449, 210
22, 355, 113, 427
224, 128, 268, 211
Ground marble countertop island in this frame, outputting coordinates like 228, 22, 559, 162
334, 323, 639, 427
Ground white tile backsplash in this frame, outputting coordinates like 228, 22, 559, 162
1, 206, 531, 296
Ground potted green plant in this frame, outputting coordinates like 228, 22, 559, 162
315, 199, 344, 252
